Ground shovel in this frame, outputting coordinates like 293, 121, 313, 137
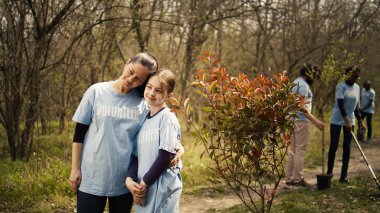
351, 131, 380, 191
316, 129, 332, 190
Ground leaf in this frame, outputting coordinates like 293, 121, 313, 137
186, 105, 191, 116
199, 81, 206, 87
198, 55, 209, 62
183, 98, 190, 108
196, 69, 208, 75
208, 80, 218, 93
203, 107, 214, 112
190, 81, 201, 86
168, 97, 180, 107
170, 108, 182, 114
195, 89, 208, 98
212, 58, 222, 65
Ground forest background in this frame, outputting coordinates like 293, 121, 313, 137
1, 0, 380, 212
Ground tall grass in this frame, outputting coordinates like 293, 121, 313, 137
0, 122, 75, 212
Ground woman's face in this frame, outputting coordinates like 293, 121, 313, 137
347, 70, 360, 84
121, 62, 149, 90
144, 76, 169, 108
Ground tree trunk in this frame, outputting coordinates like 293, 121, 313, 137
180, 25, 195, 99
20, 68, 41, 160
131, 0, 145, 52
39, 104, 48, 135
58, 67, 69, 134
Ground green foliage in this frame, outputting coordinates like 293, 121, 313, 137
0, 156, 74, 212
0, 123, 74, 212
313, 48, 361, 118
171, 52, 304, 213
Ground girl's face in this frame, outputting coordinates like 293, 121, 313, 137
144, 76, 170, 108
121, 62, 149, 91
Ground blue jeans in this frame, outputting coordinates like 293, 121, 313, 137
77, 190, 133, 213
327, 124, 354, 179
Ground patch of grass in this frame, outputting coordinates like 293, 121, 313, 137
0, 156, 74, 212
32, 132, 72, 162
0, 123, 75, 212
180, 129, 220, 194
185, 183, 228, 197
222, 172, 380, 213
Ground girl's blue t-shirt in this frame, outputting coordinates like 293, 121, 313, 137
330, 82, 360, 126
72, 81, 149, 196
135, 107, 182, 213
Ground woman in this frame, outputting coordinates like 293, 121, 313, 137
69, 53, 158, 212
327, 66, 366, 183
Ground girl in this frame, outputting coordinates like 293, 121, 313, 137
126, 69, 183, 212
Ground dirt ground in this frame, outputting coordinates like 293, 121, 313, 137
180, 139, 380, 212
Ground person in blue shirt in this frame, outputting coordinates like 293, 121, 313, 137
284, 64, 325, 189
69, 53, 159, 213
327, 66, 366, 183
357, 80, 375, 143
126, 69, 182, 213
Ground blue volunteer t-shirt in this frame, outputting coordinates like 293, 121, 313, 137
360, 88, 375, 114
330, 82, 360, 126
135, 107, 182, 213
292, 77, 312, 122
72, 81, 149, 196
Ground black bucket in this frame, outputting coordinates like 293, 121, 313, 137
316, 174, 333, 190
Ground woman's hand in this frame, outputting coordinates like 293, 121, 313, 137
315, 120, 325, 131
343, 116, 352, 133
130, 180, 148, 206
133, 195, 144, 206
170, 144, 184, 167
126, 177, 146, 197
359, 120, 366, 133
69, 168, 81, 192
126, 177, 147, 204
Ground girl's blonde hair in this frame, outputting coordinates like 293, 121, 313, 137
151, 69, 176, 94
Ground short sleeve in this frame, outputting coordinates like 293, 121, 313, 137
291, 82, 300, 95
335, 84, 345, 100
369, 90, 375, 100
299, 84, 309, 98
292, 80, 308, 97
72, 86, 95, 125
159, 114, 181, 154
